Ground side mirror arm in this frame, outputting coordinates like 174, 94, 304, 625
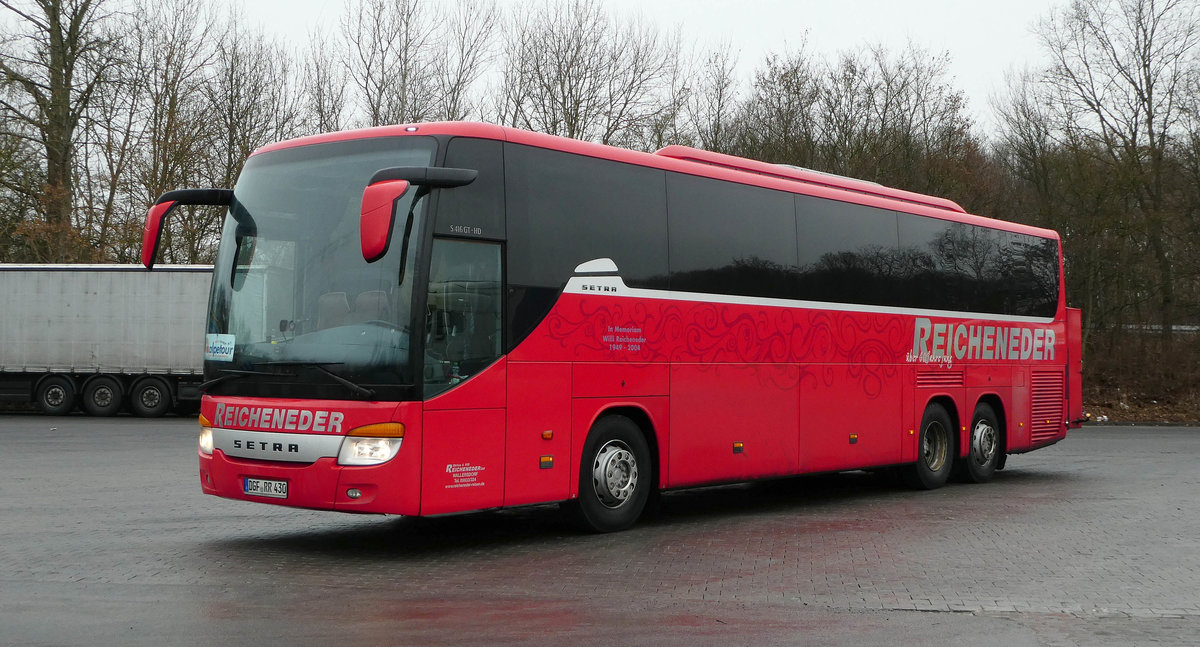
359, 166, 477, 263
142, 189, 233, 269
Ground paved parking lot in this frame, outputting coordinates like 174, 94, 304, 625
1, 415, 1197, 646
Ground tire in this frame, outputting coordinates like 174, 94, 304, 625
572, 415, 653, 533
129, 377, 172, 418
81, 376, 124, 417
905, 402, 955, 490
961, 402, 1002, 483
36, 375, 77, 415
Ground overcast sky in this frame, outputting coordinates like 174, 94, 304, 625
237, 0, 1066, 134
236, 0, 1065, 133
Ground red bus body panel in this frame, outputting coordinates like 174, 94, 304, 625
199, 398, 424, 515
505, 362, 573, 506
200, 272, 1069, 518
196, 122, 1073, 518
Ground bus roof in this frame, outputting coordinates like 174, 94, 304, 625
250, 121, 1058, 241
653, 145, 967, 215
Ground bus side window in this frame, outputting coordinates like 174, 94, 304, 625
424, 238, 502, 397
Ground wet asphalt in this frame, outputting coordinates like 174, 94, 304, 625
1, 415, 1197, 646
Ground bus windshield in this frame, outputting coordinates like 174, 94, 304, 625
205, 136, 437, 400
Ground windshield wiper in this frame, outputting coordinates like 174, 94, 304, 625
259, 361, 377, 398
199, 368, 295, 391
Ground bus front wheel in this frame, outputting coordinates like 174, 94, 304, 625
905, 403, 955, 490
571, 415, 652, 533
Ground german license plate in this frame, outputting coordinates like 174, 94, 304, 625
244, 477, 287, 499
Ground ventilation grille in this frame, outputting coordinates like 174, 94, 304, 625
1031, 370, 1065, 444
916, 370, 964, 388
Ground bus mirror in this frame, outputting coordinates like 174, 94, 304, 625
360, 179, 411, 263
142, 200, 177, 269
142, 188, 233, 269
360, 166, 476, 263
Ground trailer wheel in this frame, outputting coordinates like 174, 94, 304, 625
130, 377, 172, 418
36, 375, 77, 415
904, 402, 955, 490
570, 415, 652, 533
82, 376, 124, 417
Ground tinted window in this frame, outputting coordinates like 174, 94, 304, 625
1003, 232, 1059, 317
424, 239, 503, 397
897, 213, 974, 311
500, 141, 1056, 329
505, 143, 668, 347
795, 194, 899, 307
205, 136, 436, 401
896, 213, 1058, 316
793, 195, 1057, 317
667, 173, 796, 299
506, 144, 668, 287
436, 137, 505, 239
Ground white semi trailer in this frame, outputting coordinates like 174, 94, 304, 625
0, 264, 211, 416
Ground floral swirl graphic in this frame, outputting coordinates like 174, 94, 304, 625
538, 290, 907, 400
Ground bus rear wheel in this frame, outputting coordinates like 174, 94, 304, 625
961, 403, 1002, 483
905, 403, 954, 490
571, 415, 652, 533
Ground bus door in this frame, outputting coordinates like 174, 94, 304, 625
420, 238, 507, 515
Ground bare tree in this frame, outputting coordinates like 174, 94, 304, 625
812, 44, 973, 191
301, 29, 348, 134
997, 74, 1137, 347
83, 0, 218, 262
432, 0, 497, 121
495, 0, 676, 145
0, 0, 117, 259
1036, 0, 1200, 345
814, 48, 875, 173
0, 92, 42, 259
686, 42, 739, 152
157, 11, 304, 264
205, 11, 303, 189
594, 13, 676, 144
631, 28, 693, 152
736, 47, 820, 165
495, 0, 607, 138
342, 0, 437, 126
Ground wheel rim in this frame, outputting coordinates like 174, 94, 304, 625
922, 420, 949, 472
93, 386, 114, 408
45, 385, 66, 407
592, 440, 638, 509
971, 418, 998, 467
139, 386, 162, 409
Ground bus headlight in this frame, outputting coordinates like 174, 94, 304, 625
338, 423, 405, 466
198, 415, 214, 455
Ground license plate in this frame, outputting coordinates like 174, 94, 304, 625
244, 477, 288, 499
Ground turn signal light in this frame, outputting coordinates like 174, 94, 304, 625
198, 414, 214, 455
339, 423, 405, 466
347, 422, 405, 438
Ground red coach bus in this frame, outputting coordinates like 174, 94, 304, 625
142, 122, 1083, 532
